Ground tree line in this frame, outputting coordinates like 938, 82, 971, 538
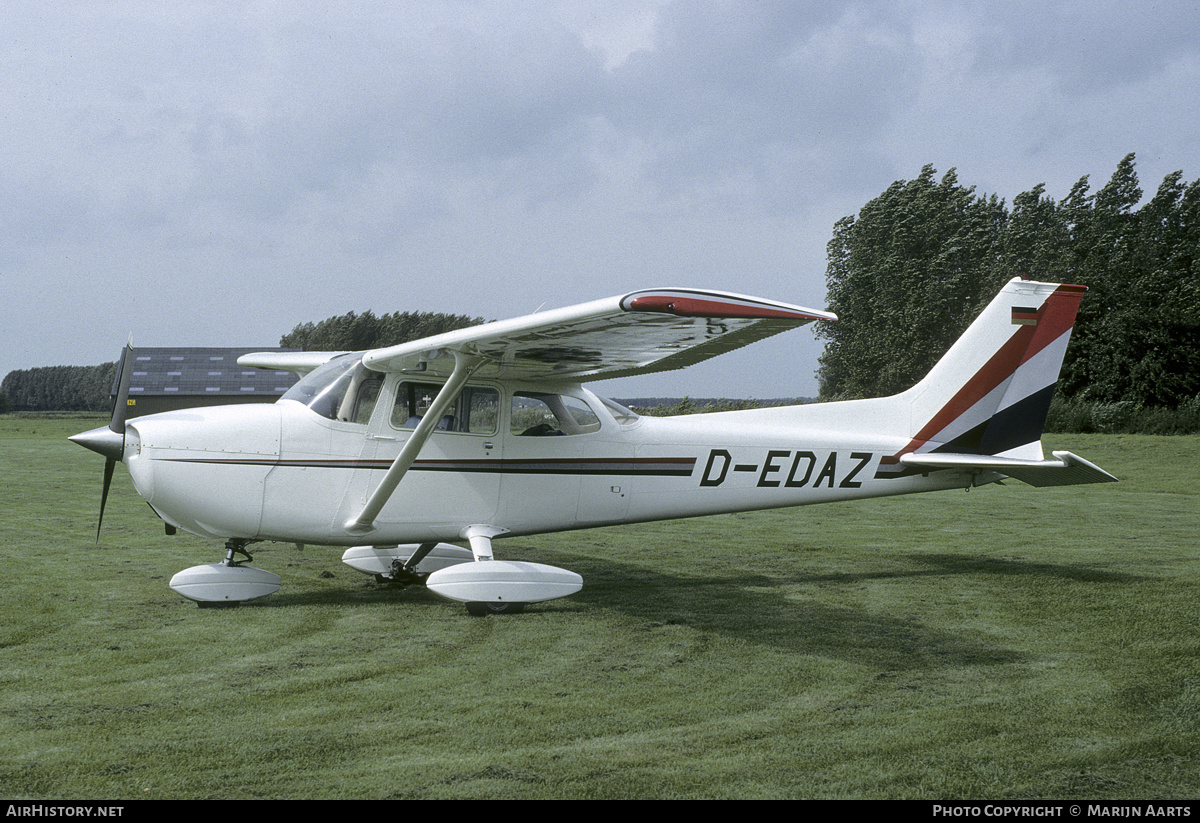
817, 153, 1199, 413
279, 309, 485, 351
1, 363, 117, 412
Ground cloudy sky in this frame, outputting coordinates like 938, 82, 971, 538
4, 1, 1198, 399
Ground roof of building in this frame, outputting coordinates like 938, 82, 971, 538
119, 347, 301, 397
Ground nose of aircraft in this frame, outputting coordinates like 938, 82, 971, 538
70, 425, 127, 461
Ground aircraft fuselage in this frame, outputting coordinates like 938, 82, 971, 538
120, 380, 976, 547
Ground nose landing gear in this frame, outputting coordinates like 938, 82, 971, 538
168, 539, 281, 606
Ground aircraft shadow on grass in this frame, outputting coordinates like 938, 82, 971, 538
236, 548, 1059, 672
901, 553, 1148, 584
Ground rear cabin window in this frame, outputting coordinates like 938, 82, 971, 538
597, 395, 640, 427
511, 392, 601, 436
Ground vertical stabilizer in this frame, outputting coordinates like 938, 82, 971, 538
898, 278, 1086, 461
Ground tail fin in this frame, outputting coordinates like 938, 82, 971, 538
880, 278, 1114, 485
899, 278, 1087, 461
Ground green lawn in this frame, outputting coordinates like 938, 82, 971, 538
1, 416, 1197, 798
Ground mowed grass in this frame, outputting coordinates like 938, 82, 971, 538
1, 415, 1198, 799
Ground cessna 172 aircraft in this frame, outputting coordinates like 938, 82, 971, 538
71, 278, 1115, 613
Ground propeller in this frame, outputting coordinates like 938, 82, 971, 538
70, 339, 134, 539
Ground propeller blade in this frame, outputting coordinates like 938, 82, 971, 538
110, 339, 134, 434
97, 457, 116, 541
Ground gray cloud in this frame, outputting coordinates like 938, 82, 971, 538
3, 1, 1198, 398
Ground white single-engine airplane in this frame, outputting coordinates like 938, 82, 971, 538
72, 278, 1115, 613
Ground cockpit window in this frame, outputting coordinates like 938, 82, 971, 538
280, 353, 382, 423
391, 382, 499, 434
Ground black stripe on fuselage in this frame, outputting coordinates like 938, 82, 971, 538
162, 456, 697, 477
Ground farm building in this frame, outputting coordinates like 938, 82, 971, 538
119, 347, 301, 417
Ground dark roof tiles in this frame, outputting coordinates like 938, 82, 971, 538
117, 348, 300, 396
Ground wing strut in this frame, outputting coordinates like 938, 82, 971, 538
344, 351, 481, 535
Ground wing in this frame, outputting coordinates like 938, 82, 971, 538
361, 288, 835, 381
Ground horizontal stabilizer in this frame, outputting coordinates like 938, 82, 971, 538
237, 351, 346, 376
900, 450, 1118, 487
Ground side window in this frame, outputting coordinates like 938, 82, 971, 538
511, 392, 601, 436
349, 374, 383, 424
391, 382, 499, 434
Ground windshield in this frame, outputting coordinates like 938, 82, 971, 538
280, 353, 381, 422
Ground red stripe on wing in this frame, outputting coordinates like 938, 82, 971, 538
625, 293, 827, 321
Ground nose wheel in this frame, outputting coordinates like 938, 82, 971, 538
169, 539, 281, 606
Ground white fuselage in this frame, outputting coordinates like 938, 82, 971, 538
120, 376, 977, 547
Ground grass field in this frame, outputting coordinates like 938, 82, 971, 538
2, 415, 1198, 799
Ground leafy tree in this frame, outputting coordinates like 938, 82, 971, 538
1060, 154, 1200, 406
817, 166, 1006, 398
998, 183, 1072, 283
819, 154, 1200, 409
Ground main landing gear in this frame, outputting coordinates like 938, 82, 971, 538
340, 541, 541, 615
341, 528, 583, 616
355, 545, 525, 615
